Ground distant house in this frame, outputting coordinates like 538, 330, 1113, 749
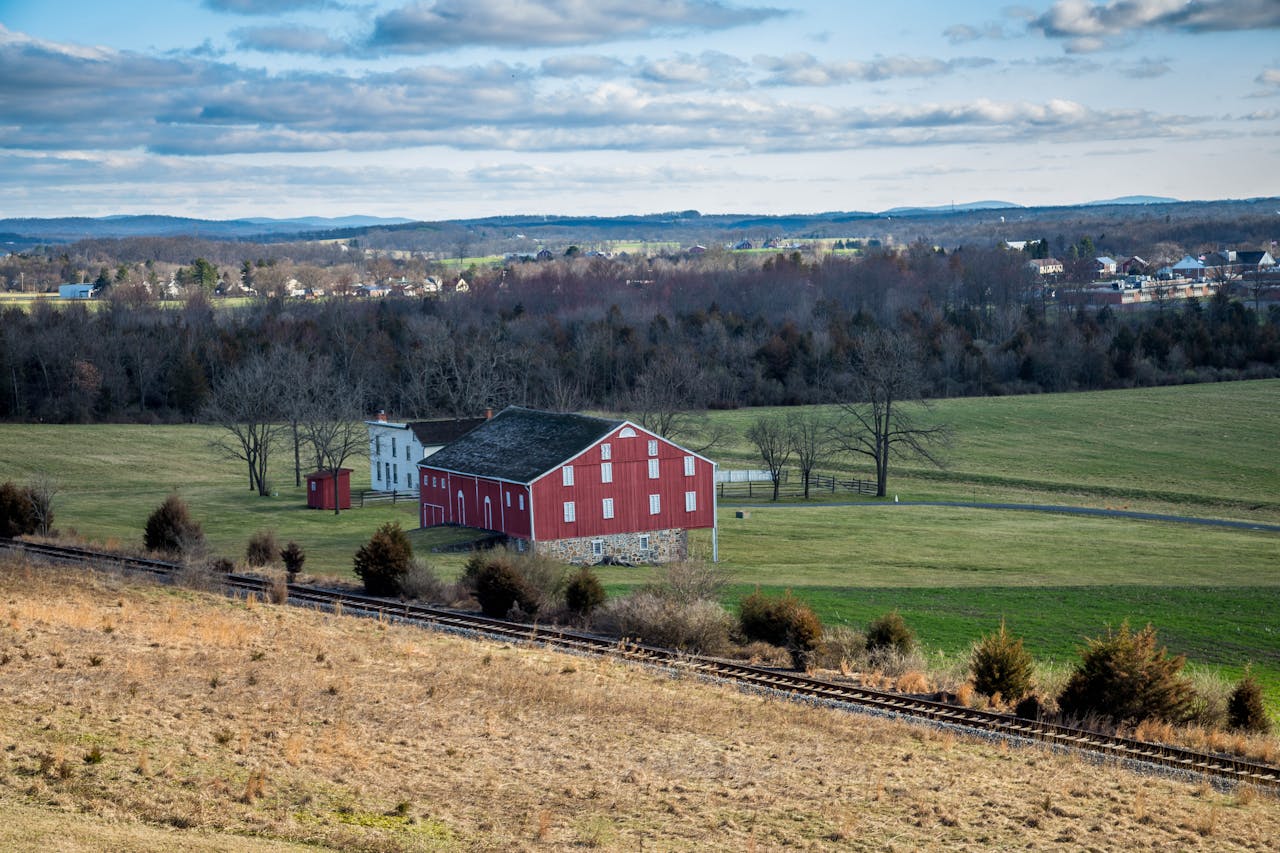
1119, 256, 1149, 276
1234, 251, 1275, 273
418, 407, 717, 564
1027, 258, 1063, 277
1167, 255, 1205, 280
58, 284, 94, 299
535, 248, 554, 261
687, 245, 707, 255
732, 239, 753, 250
366, 412, 488, 493
1094, 256, 1118, 278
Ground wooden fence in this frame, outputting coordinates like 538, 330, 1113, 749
358, 489, 416, 508
716, 472, 877, 500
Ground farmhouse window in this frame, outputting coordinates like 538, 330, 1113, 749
638, 534, 650, 552
385, 462, 391, 483
376, 465, 382, 482
391, 437, 396, 455
375, 437, 382, 455
405, 446, 410, 461
601, 462, 613, 483
648, 439, 658, 456
393, 463, 398, 483
562, 465, 574, 486
685, 491, 697, 512
563, 501, 576, 523
602, 498, 614, 519
684, 455, 695, 476
649, 494, 660, 515
601, 443, 612, 460
407, 473, 412, 489
648, 458, 660, 479
592, 540, 604, 558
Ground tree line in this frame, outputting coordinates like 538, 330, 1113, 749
1, 250, 1277, 429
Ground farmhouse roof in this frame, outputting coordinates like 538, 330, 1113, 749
420, 406, 623, 483
407, 417, 488, 447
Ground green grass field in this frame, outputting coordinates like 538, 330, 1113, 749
0, 379, 1277, 711
701, 380, 1280, 521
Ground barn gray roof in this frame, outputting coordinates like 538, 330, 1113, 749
408, 417, 488, 447
420, 406, 623, 483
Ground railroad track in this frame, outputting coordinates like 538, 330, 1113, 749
4, 537, 1279, 791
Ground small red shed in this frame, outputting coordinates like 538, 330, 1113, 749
305, 468, 351, 510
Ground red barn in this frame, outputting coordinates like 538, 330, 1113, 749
418, 407, 717, 564
305, 468, 351, 510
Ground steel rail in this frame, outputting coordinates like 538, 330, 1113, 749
4, 537, 1278, 790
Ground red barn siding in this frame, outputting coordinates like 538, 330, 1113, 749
418, 467, 531, 538
530, 425, 714, 541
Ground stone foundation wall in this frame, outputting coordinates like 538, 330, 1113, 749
531, 528, 687, 565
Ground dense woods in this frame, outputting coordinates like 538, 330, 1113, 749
2, 247, 1278, 425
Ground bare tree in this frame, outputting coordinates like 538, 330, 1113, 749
26, 473, 59, 536
630, 353, 731, 454
788, 410, 834, 500
204, 351, 289, 496
746, 415, 793, 501
832, 331, 952, 498
297, 367, 369, 515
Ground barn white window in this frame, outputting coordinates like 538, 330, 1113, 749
563, 501, 576, 523
647, 439, 658, 456
592, 539, 604, 558
601, 462, 613, 483
519, 494, 525, 510
619, 427, 636, 438
648, 458, 660, 479
562, 465, 574, 486
638, 534, 650, 552
505, 492, 511, 507
685, 490, 697, 512
432, 476, 437, 488
649, 494, 660, 515
600, 443, 612, 460
684, 455, 695, 476
602, 498, 614, 519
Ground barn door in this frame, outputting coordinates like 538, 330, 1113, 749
484, 497, 493, 530
456, 491, 465, 525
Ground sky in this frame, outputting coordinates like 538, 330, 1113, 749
0, 0, 1278, 220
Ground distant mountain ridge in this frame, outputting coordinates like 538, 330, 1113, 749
1083, 195, 1181, 206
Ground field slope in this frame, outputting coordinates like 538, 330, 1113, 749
1, 563, 1276, 851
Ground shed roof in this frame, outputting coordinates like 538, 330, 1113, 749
408, 417, 488, 447
421, 407, 623, 483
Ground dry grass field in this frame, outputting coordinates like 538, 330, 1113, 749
1, 558, 1277, 851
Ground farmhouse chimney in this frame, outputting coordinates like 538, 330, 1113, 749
376, 410, 387, 423
485, 408, 493, 419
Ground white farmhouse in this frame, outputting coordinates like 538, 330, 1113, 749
366, 412, 489, 492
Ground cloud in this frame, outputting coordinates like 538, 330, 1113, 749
0, 26, 1207, 160
942, 23, 1010, 44
231, 25, 349, 55
540, 54, 628, 78
1031, 0, 1280, 51
1119, 57, 1171, 78
1258, 68, 1280, 87
755, 53, 994, 86
368, 0, 787, 52
204, 0, 340, 14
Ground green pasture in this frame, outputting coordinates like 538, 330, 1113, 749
0, 379, 1277, 711
701, 379, 1280, 521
